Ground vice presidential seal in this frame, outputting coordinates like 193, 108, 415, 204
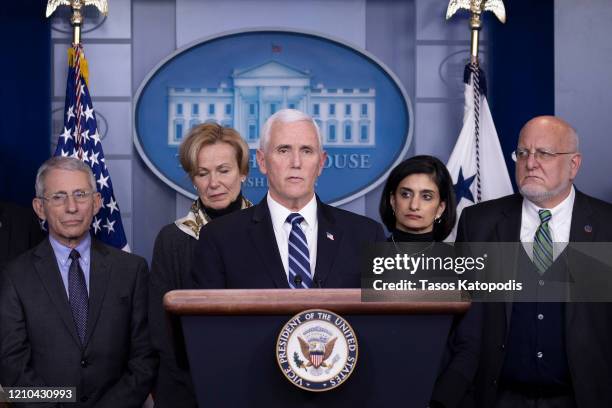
276, 309, 358, 392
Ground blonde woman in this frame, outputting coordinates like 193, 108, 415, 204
149, 123, 252, 407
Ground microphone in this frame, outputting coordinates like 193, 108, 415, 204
294, 275, 302, 287
316, 279, 323, 288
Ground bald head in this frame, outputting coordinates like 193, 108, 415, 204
515, 115, 582, 208
519, 115, 579, 153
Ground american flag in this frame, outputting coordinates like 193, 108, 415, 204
54, 44, 129, 250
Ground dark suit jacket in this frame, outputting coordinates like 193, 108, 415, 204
456, 190, 612, 408
0, 238, 157, 407
149, 224, 198, 408
0, 201, 45, 271
192, 198, 386, 288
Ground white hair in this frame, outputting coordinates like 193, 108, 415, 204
35, 156, 96, 197
259, 109, 322, 151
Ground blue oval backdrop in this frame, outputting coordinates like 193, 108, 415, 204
134, 30, 412, 205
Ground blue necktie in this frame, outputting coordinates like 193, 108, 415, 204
69, 249, 88, 344
533, 209, 553, 274
286, 213, 313, 288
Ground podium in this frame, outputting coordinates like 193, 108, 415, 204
165, 289, 469, 407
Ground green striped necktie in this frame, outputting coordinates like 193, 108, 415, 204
533, 209, 553, 274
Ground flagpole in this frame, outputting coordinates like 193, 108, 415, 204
446, 0, 506, 202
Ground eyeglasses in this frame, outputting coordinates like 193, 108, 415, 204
511, 148, 576, 163
39, 190, 95, 206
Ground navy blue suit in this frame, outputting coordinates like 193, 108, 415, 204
192, 197, 385, 289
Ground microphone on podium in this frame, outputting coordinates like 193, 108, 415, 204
294, 275, 302, 287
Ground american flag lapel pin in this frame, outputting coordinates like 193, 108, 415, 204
326, 232, 334, 241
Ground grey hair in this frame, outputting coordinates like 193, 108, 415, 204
259, 108, 322, 151
567, 126, 580, 152
35, 156, 97, 197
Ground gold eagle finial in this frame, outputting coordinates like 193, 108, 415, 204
446, 0, 505, 63
446, 0, 506, 23
46, 0, 108, 18
46, 0, 108, 44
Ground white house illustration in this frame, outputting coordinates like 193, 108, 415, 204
167, 61, 376, 148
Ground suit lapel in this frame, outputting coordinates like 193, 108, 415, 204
496, 196, 523, 333
33, 239, 82, 348
313, 201, 342, 287
568, 190, 595, 243
84, 239, 110, 348
248, 200, 290, 288
565, 190, 594, 332
495, 195, 522, 242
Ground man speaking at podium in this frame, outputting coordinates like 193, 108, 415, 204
192, 109, 385, 289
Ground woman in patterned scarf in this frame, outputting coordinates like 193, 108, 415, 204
149, 122, 252, 407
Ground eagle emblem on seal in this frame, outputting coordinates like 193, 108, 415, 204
297, 336, 337, 369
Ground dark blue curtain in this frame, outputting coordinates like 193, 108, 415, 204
0, 0, 51, 206
487, 0, 555, 190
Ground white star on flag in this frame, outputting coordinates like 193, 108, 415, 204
92, 217, 101, 233
89, 151, 99, 166
60, 127, 72, 143
103, 218, 115, 233
91, 130, 101, 146
66, 105, 75, 121
97, 173, 109, 190
106, 197, 119, 215
83, 105, 95, 122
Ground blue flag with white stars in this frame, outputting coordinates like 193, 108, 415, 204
53, 45, 128, 250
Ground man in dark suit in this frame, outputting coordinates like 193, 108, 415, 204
0, 157, 156, 407
193, 109, 385, 289
457, 116, 612, 408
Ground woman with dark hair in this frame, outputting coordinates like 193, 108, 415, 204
379, 155, 480, 408
379, 155, 456, 242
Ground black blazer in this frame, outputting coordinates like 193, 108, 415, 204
192, 197, 386, 289
149, 224, 198, 408
456, 190, 612, 408
0, 238, 157, 407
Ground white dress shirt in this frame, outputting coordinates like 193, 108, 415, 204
520, 185, 575, 260
267, 193, 318, 280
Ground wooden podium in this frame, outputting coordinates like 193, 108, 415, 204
165, 289, 469, 407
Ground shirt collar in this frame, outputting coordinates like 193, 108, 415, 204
49, 233, 92, 266
267, 193, 318, 229
522, 185, 575, 221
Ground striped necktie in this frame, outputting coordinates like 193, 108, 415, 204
68, 249, 89, 344
533, 209, 553, 274
286, 213, 313, 288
